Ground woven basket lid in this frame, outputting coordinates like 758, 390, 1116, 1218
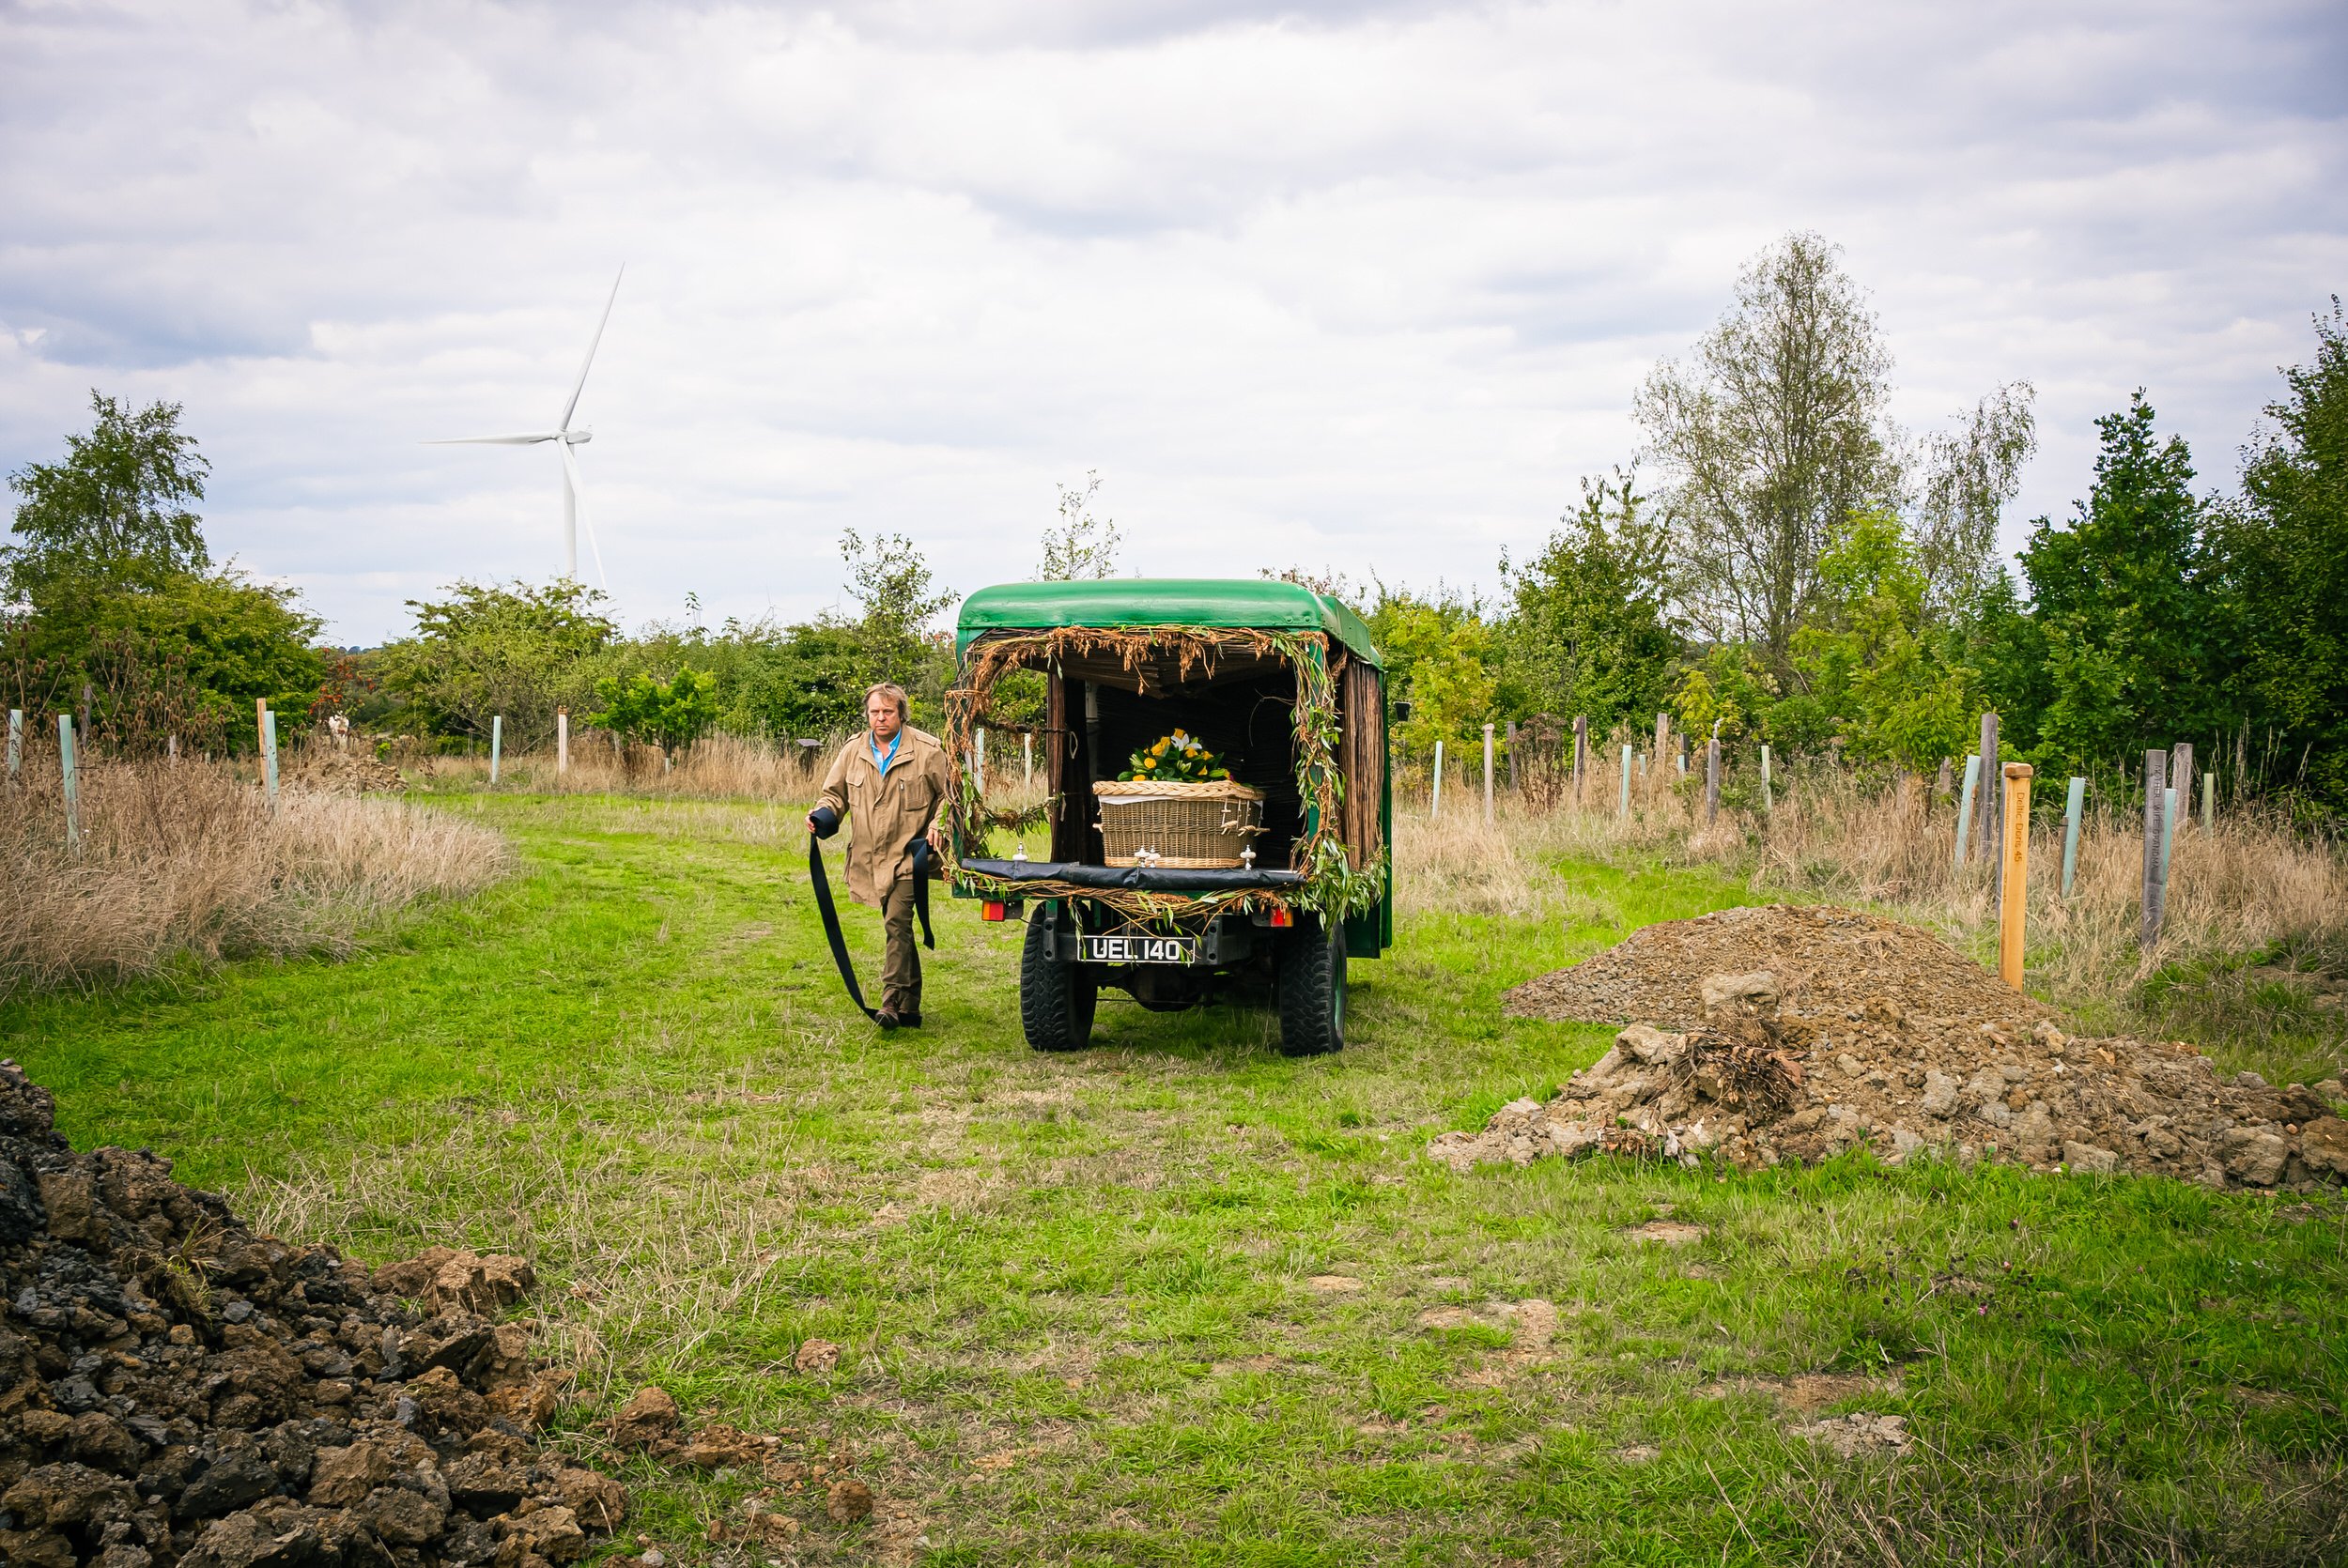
1092, 779, 1264, 802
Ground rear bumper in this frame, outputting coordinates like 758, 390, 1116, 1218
956, 857, 1305, 895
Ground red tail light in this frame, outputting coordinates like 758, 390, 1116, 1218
981, 900, 1007, 922
1269, 907, 1293, 928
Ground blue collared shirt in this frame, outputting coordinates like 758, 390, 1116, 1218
868, 729, 902, 776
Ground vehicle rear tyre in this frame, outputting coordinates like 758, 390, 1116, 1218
1275, 916, 1346, 1057
1021, 915, 1097, 1052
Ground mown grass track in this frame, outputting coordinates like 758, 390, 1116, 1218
7, 792, 2345, 1565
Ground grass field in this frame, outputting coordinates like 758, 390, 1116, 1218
7, 792, 2345, 1565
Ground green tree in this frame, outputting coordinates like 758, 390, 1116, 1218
588, 667, 720, 752
1786, 510, 1976, 772
1363, 584, 1494, 757
86, 572, 327, 741
1914, 381, 2037, 622
3, 392, 210, 600
1671, 644, 1779, 746
1039, 471, 1121, 580
5, 393, 325, 748
375, 579, 616, 747
2215, 300, 2348, 807
1940, 569, 2048, 756
1495, 469, 1680, 735
1635, 233, 1902, 680
2020, 394, 2229, 773
632, 610, 876, 740
840, 529, 958, 727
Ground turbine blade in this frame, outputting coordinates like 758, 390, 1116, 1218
561, 441, 608, 591
423, 433, 559, 445
559, 265, 624, 433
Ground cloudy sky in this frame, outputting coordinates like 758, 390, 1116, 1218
3, 0, 2342, 644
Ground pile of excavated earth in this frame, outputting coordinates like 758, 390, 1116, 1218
288, 749, 408, 795
1433, 904, 2348, 1191
0, 1060, 624, 1568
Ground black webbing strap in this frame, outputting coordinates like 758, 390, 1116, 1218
909, 837, 936, 951
807, 831, 935, 1022
807, 833, 879, 1020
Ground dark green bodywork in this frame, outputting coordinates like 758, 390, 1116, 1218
956, 578, 1383, 669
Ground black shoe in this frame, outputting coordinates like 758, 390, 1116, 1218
900, 1010, 923, 1029
874, 1009, 902, 1031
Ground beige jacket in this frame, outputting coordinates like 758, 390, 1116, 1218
817, 726, 953, 906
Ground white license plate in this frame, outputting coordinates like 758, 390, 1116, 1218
1080, 933, 1198, 965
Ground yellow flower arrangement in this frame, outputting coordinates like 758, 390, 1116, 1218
1120, 729, 1232, 783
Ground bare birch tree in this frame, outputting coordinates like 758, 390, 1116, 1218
1914, 380, 2037, 621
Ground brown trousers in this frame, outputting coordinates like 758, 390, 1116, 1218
879, 876, 920, 1014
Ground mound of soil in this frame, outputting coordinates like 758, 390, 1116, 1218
288, 750, 406, 795
0, 1060, 625, 1568
1440, 906, 2348, 1191
1502, 903, 2050, 1032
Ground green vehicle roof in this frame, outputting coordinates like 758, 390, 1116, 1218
956, 578, 1382, 667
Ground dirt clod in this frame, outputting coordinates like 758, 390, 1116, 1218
1439, 906, 2348, 1191
373, 1247, 535, 1316
0, 1058, 626, 1568
826, 1477, 874, 1523
793, 1338, 842, 1375
1794, 1412, 1913, 1456
603, 1386, 683, 1453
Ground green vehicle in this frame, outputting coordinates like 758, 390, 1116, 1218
945, 578, 1392, 1057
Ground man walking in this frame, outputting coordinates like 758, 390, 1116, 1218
808, 683, 952, 1029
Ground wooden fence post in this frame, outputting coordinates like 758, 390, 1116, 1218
1705, 722, 1721, 822
2061, 776, 2086, 898
1431, 740, 1444, 820
6, 708, 20, 785
1953, 755, 1980, 867
558, 709, 569, 775
489, 715, 502, 784
2000, 764, 2032, 987
58, 714, 80, 853
1619, 745, 1631, 818
2141, 748, 2168, 947
1506, 720, 1519, 793
1482, 724, 1495, 824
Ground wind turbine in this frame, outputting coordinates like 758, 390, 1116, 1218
426, 267, 624, 586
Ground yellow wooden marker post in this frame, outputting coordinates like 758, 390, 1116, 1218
2000, 762, 2033, 988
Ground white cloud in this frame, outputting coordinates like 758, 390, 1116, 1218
1, 0, 2341, 641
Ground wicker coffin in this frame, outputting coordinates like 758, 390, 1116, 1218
1093, 779, 1266, 868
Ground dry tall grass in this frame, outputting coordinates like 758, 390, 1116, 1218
1394, 751, 2348, 1066
407, 730, 837, 800
1, 754, 509, 998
